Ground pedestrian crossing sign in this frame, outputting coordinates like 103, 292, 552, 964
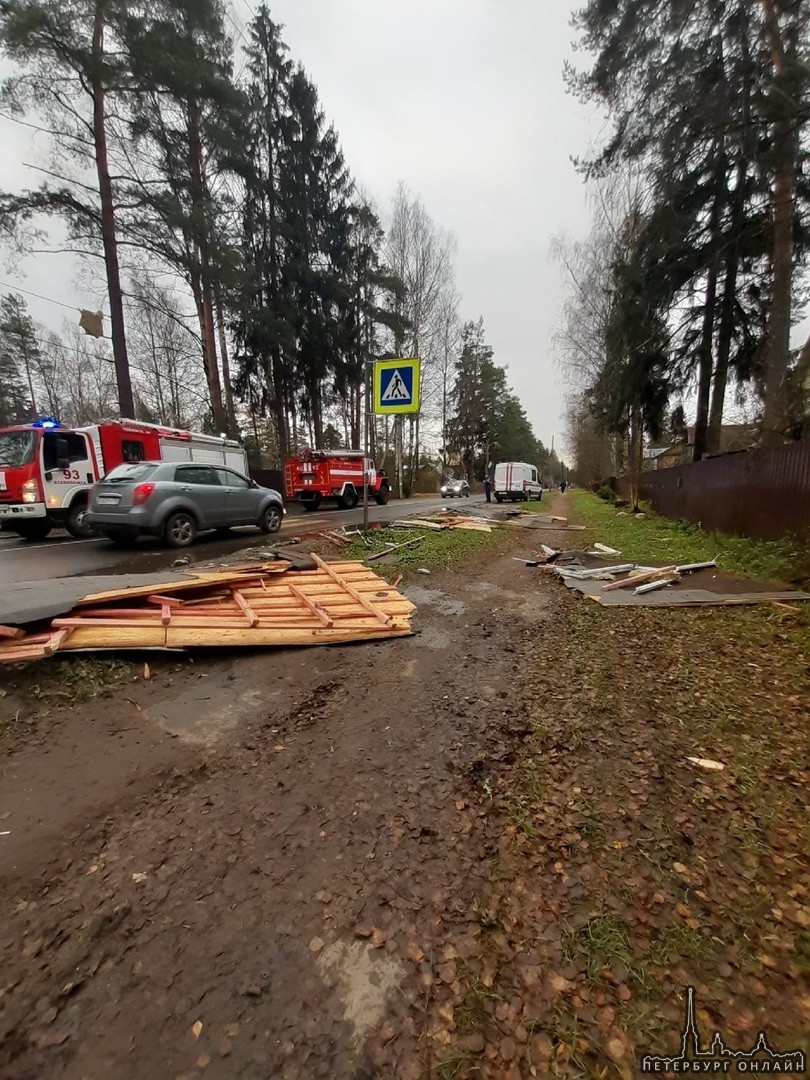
373, 358, 420, 414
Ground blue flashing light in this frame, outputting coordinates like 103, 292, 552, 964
32, 416, 60, 429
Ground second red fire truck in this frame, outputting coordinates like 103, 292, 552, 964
283, 449, 390, 511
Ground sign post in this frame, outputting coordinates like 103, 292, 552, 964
363, 358, 420, 532
363, 360, 372, 534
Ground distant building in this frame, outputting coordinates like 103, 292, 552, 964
644, 424, 759, 470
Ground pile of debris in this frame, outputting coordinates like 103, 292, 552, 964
390, 514, 495, 533
0, 556, 415, 664
515, 545, 810, 609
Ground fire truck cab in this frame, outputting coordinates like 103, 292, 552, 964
283, 449, 390, 511
0, 417, 247, 541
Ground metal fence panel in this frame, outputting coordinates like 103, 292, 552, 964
620, 443, 810, 540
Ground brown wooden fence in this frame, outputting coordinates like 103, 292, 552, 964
617, 442, 810, 541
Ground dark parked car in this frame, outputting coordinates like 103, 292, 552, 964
86, 461, 285, 548
440, 477, 471, 498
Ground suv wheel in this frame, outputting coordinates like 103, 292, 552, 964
259, 504, 283, 534
164, 511, 197, 548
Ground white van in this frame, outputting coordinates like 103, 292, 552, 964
494, 461, 542, 502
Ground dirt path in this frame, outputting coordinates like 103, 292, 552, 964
0, 537, 547, 1079
4, 495, 806, 1079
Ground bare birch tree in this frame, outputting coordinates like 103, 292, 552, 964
384, 183, 456, 491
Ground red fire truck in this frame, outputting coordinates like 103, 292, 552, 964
0, 417, 248, 541
283, 449, 390, 511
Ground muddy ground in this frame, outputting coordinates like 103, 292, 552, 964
1, 500, 808, 1080
0, 532, 546, 1080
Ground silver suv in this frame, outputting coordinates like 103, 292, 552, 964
86, 461, 285, 548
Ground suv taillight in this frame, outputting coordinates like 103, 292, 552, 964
133, 482, 155, 505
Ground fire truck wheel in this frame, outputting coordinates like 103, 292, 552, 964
164, 511, 198, 548
16, 521, 52, 542
302, 498, 320, 512
66, 499, 95, 539
337, 487, 358, 510
259, 504, 283, 534
374, 486, 390, 506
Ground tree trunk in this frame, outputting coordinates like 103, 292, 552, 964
187, 98, 226, 435
759, 0, 795, 446
91, 3, 133, 418
708, 256, 738, 455
628, 404, 643, 512
20, 339, 38, 416
214, 285, 236, 436
310, 378, 324, 449
693, 261, 719, 461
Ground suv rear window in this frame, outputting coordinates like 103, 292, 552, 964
104, 463, 157, 483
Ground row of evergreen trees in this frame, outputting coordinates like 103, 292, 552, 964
0, 0, 406, 456
560, 0, 809, 494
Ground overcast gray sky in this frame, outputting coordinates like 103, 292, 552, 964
0, 0, 596, 452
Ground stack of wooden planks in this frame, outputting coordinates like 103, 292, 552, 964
0, 556, 415, 664
391, 516, 494, 533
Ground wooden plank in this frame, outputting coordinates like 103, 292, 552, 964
146, 594, 186, 608
0, 643, 52, 663
43, 627, 72, 656
74, 565, 291, 606
365, 536, 424, 562
76, 607, 185, 620
158, 625, 412, 648
602, 565, 677, 592
57, 626, 168, 648
390, 519, 445, 531
0, 625, 25, 640
312, 555, 392, 625
232, 590, 258, 627
288, 583, 334, 627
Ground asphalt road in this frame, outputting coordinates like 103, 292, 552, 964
0, 495, 486, 585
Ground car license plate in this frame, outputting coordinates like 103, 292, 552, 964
0, 472, 6, 491
97, 494, 119, 505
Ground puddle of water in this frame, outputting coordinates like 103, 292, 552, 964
411, 626, 451, 650
316, 939, 403, 1041
405, 585, 466, 616
149, 683, 274, 744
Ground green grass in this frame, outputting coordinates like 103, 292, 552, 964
570, 490, 808, 583
1, 656, 138, 743
562, 912, 636, 986
340, 525, 505, 579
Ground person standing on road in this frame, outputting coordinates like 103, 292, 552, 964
484, 475, 493, 502
560, 479, 567, 494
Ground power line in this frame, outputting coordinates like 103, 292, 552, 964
0, 279, 79, 312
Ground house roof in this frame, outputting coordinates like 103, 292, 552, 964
685, 424, 758, 452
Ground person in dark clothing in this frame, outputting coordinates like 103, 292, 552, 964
560, 479, 567, 494
484, 475, 493, 502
